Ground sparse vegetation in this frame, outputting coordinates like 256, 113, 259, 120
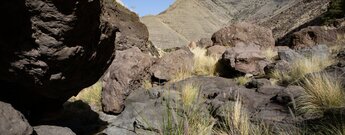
263, 47, 278, 61
234, 76, 251, 86
271, 54, 334, 84
191, 47, 219, 76
322, 0, 345, 24
71, 81, 102, 110
296, 73, 345, 117
163, 83, 215, 135
215, 98, 271, 135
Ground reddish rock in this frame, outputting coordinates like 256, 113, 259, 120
102, 47, 153, 114
206, 45, 227, 59
212, 22, 275, 49
220, 44, 271, 75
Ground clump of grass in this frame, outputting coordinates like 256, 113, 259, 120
234, 76, 251, 86
163, 83, 215, 135
72, 81, 102, 109
170, 69, 193, 83
142, 79, 153, 90
271, 54, 334, 84
215, 98, 271, 135
263, 47, 278, 61
296, 73, 345, 117
181, 83, 199, 108
191, 47, 218, 76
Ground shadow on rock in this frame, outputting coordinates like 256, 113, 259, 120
34, 100, 108, 135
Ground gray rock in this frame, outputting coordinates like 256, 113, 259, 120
277, 46, 303, 62
102, 47, 154, 114
34, 126, 76, 135
0, 101, 33, 135
101, 77, 300, 135
296, 44, 330, 58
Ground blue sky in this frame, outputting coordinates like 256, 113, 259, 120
121, 0, 175, 17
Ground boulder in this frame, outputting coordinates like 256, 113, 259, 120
288, 22, 345, 49
277, 46, 303, 63
296, 44, 330, 58
197, 38, 213, 48
0, 0, 148, 113
206, 45, 227, 59
212, 22, 275, 49
34, 126, 76, 135
220, 44, 271, 76
0, 101, 33, 135
150, 48, 194, 81
102, 47, 154, 114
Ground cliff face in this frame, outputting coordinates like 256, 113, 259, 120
142, 0, 330, 49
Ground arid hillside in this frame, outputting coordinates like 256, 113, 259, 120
142, 0, 330, 49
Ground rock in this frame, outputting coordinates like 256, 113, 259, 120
220, 44, 271, 76
288, 23, 345, 49
277, 46, 303, 62
188, 41, 197, 49
197, 38, 213, 48
0, 0, 147, 114
212, 22, 275, 49
150, 48, 194, 81
206, 45, 227, 59
100, 76, 300, 134
106, 3, 154, 53
102, 47, 153, 114
296, 44, 330, 58
34, 126, 76, 135
264, 60, 292, 75
0, 101, 33, 135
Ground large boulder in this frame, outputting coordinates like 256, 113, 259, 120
219, 44, 271, 76
0, 101, 33, 135
150, 48, 194, 81
34, 126, 76, 135
102, 47, 154, 114
212, 22, 275, 49
0, 0, 148, 113
288, 21, 345, 49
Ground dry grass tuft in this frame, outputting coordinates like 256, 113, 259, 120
234, 76, 251, 86
72, 81, 102, 109
215, 98, 271, 135
191, 47, 218, 76
296, 73, 345, 116
142, 79, 153, 90
181, 83, 200, 108
271, 54, 334, 84
170, 69, 193, 83
263, 47, 278, 61
164, 83, 215, 135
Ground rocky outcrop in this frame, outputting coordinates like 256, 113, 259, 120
34, 126, 76, 135
220, 44, 271, 76
212, 22, 275, 48
100, 77, 301, 134
150, 48, 194, 81
0, 0, 149, 115
287, 21, 345, 49
0, 101, 33, 135
102, 47, 154, 114
142, 0, 330, 49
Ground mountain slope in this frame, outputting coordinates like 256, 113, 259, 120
141, 0, 330, 49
